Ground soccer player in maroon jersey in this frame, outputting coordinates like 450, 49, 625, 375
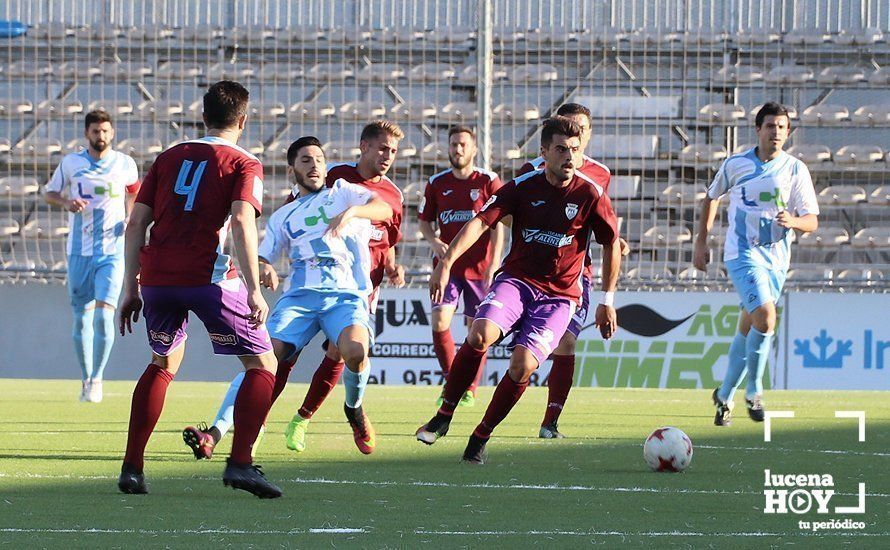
418, 126, 505, 407
278, 121, 406, 454
416, 117, 622, 464
518, 103, 629, 439
116, 81, 282, 498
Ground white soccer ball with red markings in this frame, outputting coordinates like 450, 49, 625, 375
643, 427, 693, 472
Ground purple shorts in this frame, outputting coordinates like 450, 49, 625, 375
474, 275, 576, 365
432, 277, 488, 318
141, 279, 273, 357
565, 274, 593, 338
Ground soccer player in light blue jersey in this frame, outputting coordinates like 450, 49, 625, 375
182, 136, 393, 459
694, 102, 819, 425
45, 110, 140, 403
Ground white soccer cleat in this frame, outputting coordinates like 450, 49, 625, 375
87, 380, 103, 403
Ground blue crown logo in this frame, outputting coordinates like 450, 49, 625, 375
793, 329, 853, 369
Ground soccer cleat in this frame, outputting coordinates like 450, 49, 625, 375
118, 462, 147, 495
539, 421, 565, 439
415, 413, 451, 445
86, 379, 103, 403
182, 422, 216, 460
461, 434, 488, 465
344, 404, 376, 455
222, 458, 282, 499
284, 415, 310, 453
458, 390, 476, 408
79, 379, 90, 402
712, 388, 733, 426
746, 394, 765, 422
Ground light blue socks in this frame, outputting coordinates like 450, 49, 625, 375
72, 307, 94, 380
745, 327, 773, 398
91, 307, 115, 381
212, 371, 245, 439
343, 367, 370, 408
718, 331, 748, 403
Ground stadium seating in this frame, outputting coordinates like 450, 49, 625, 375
800, 104, 849, 125
834, 145, 884, 165
787, 144, 832, 164
816, 66, 867, 85
697, 103, 745, 124
712, 65, 763, 84
765, 65, 815, 84
818, 185, 867, 205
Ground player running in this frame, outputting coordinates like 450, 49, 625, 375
117, 81, 282, 498
44, 110, 140, 403
418, 125, 505, 407
694, 102, 819, 426
416, 117, 621, 464
182, 136, 392, 458
517, 103, 628, 439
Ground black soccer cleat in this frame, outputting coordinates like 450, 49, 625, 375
746, 394, 765, 422
118, 462, 148, 495
461, 434, 488, 465
415, 413, 451, 445
222, 458, 282, 499
712, 388, 733, 426
539, 421, 565, 439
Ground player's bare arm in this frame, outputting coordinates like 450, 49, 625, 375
258, 257, 279, 291
45, 190, 88, 213
384, 246, 405, 288
326, 197, 393, 238
419, 219, 448, 260
693, 197, 721, 272
775, 212, 818, 233
230, 199, 269, 328
594, 238, 621, 340
429, 217, 489, 303
118, 202, 152, 336
483, 222, 506, 288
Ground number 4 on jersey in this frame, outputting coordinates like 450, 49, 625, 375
174, 159, 208, 211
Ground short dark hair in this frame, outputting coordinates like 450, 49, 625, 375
287, 136, 324, 166
203, 80, 249, 129
447, 125, 476, 140
556, 103, 591, 124
755, 102, 791, 128
84, 109, 113, 130
360, 120, 404, 143
541, 116, 582, 147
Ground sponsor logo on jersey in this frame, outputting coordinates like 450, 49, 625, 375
439, 209, 475, 225
370, 227, 385, 241
531, 200, 546, 207
208, 333, 238, 345
521, 229, 575, 248
565, 202, 578, 220
442, 189, 454, 196
469, 188, 480, 201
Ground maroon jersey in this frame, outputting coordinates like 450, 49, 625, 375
135, 136, 264, 286
289, 162, 403, 288
475, 169, 618, 303
518, 155, 612, 279
418, 167, 503, 280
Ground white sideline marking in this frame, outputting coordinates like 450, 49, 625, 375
764, 410, 795, 442
1, 472, 887, 498
835, 410, 866, 441
695, 444, 890, 458
0, 527, 366, 535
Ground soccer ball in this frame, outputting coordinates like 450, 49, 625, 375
643, 427, 693, 472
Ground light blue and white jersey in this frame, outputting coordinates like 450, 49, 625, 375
708, 148, 819, 270
46, 149, 140, 257
259, 179, 374, 297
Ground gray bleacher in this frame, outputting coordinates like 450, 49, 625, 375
0, 0, 888, 291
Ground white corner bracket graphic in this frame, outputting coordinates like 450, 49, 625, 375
763, 411, 795, 442
834, 410, 866, 442
835, 483, 867, 514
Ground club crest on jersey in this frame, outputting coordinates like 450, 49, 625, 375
469, 188, 480, 201
565, 203, 578, 220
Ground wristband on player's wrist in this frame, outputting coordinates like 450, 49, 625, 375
599, 291, 615, 307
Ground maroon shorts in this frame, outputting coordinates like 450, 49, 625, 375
141, 279, 273, 357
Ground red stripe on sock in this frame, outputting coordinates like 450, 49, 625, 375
542, 354, 575, 426
474, 372, 529, 438
298, 356, 345, 419
231, 368, 275, 464
123, 364, 174, 472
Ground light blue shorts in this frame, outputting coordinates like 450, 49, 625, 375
726, 259, 787, 313
67, 253, 125, 309
267, 289, 372, 350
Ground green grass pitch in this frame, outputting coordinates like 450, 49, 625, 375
0, 379, 887, 548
